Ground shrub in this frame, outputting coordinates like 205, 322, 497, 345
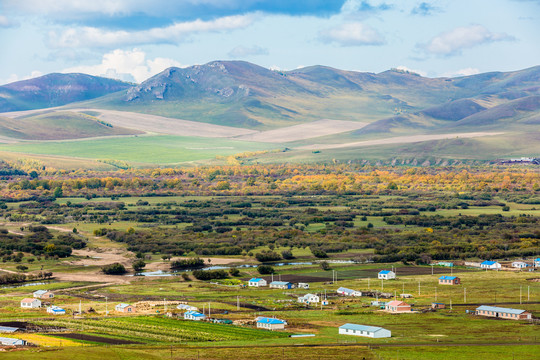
281, 250, 295, 260
257, 264, 275, 274
192, 269, 228, 280
132, 259, 146, 272
101, 263, 126, 275
320, 261, 331, 270
171, 257, 205, 270
255, 251, 281, 262
229, 267, 240, 276
311, 249, 328, 258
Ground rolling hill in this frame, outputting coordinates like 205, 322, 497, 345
0, 61, 539, 167
0, 73, 132, 112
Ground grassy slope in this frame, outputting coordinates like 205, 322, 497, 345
0, 111, 140, 140
0, 135, 282, 165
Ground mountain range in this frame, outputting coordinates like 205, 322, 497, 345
0, 60, 539, 167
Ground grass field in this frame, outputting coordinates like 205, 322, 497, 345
0, 135, 280, 165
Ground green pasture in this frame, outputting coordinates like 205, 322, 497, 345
0, 135, 279, 165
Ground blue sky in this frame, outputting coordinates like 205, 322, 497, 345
0, 0, 538, 84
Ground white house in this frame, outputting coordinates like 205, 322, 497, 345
47, 306, 66, 315
534, 258, 540, 267
177, 304, 198, 311
298, 293, 320, 304
0, 337, 26, 346
248, 278, 267, 287
297, 282, 310, 289
256, 317, 286, 330
336, 287, 362, 297
184, 311, 206, 321
512, 261, 529, 269
339, 323, 391, 338
269, 281, 292, 289
378, 270, 396, 280
20, 298, 41, 309
33, 290, 54, 299
480, 260, 501, 269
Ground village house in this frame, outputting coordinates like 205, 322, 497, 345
475, 305, 532, 320
438, 276, 460, 285
534, 258, 540, 267
256, 317, 286, 330
20, 298, 41, 309
512, 261, 529, 269
269, 281, 292, 289
436, 261, 454, 267
378, 270, 396, 280
177, 304, 198, 311
297, 282, 310, 289
336, 287, 362, 297
385, 300, 412, 313
0, 337, 26, 346
297, 293, 320, 304
33, 290, 54, 299
248, 278, 267, 287
431, 302, 446, 310
338, 323, 391, 338
184, 310, 206, 321
480, 260, 501, 269
46, 306, 66, 315
115, 303, 135, 313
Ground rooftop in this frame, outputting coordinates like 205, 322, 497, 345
481, 260, 498, 265
339, 323, 387, 332
476, 305, 528, 315
439, 276, 457, 280
257, 317, 286, 325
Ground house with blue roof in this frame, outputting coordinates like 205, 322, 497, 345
184, 310, 206, 321
248, 278, 267, 287
476, 305, 531, 320
438, 276, 460, 285
256, 317, 286, 330
46, 306, 66, 315
338, 323, 391, 338
269, 281, 292, 289
480, 260, 501, 270
534, 258, 540, 267
378, 270, 396, 280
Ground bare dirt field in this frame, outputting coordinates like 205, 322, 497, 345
235, 119, 369, 143
298, 132, 504, 150
146, 257, 243, 271
71, 108, 258, 138
53, 272, 131, 284
67, 249, 132, 267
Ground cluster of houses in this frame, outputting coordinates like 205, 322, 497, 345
479, 259, 540, 270
20, 290, 66, 315
0, 326, 27, 346
248, 278, 310, 289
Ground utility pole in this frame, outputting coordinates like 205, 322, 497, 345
431, 264, 434, 275
381, 279, 384, 291
208, 302, 211, 318
418, 281, 421, 296
164, 298, 167, 313
237, 296, 240, 311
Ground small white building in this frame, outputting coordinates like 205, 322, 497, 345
297, 282, 310, 289
339, 323, 391, 338
33, 290, 54, 299
378, 270, 396, 280
269, 281, 292, 289
298, 293, 320, 304
336, 287, 362, 297
256, 317, 286, 330
47, 306, 66, 315
248, 278, 267, 287
177, 304, 198, 311
534, 258, 540, 267
0, 336, 26, 346
480, 260, 501, 269
512, 261, 529, 269
184, 311, 206, 321
20, 298, 41, 309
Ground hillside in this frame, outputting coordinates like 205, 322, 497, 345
0, 73, 132, 112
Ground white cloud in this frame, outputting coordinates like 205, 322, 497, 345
62, 49, 184, 83
419, 25, 515, 56
0, 70, 44, 85
441, 68, 481, 77
319, 22, 385, 46
47, 14, 254, 48
395, 66, 427, 77
228, 45, 268, 58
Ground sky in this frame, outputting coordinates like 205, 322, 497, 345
0, 0, 539, 85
